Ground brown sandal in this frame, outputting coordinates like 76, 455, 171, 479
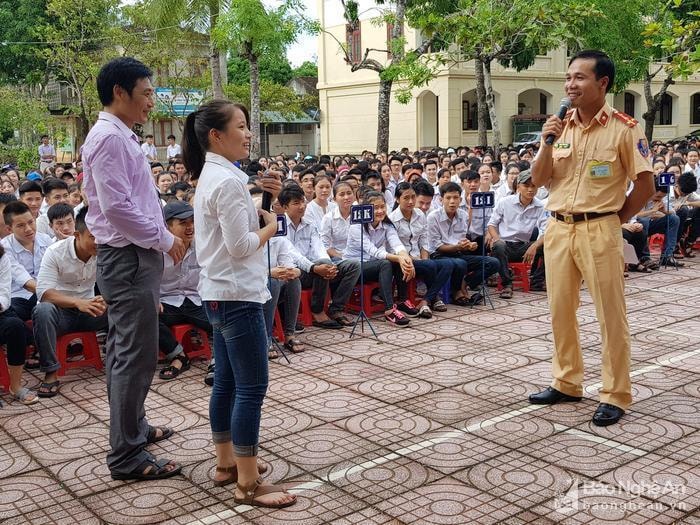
233, 479, 296, 509
213, 461, 268, 487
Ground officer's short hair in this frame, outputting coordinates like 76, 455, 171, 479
569, 50, 615, 93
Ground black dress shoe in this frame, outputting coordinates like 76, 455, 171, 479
592, 403, 625, 426
528, 386, 583, 405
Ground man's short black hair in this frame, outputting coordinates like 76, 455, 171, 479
278, 185, 306, 206
450, 157, 466, 168
145, 134, 154, 139
170, 181, 191, 194
150, 162, 163, 170
412, 180, 435, 198
3, 200, 31, 226
19, 180, 43, 197
0, 193, 17, 206
460, 170, 479, 182
167, 134, 176, 140
40, 134, 49, 140
96, 57, 152, 106
440, 181, 462, 196
42, 178, 68, 196
75, 206, 89, 232
47, 203, 74, 224
569, 50, 615, 93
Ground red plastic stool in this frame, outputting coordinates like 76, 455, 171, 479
298, 289, 314, 327
407, 280, 418, 304
170, 324, 211, 361
273, 309, 285, 342
56, 331, 103, 377
346, 282, 385, 314
0, 348, 10, 392
649, 234, 665, 255
509, 262, 532, 292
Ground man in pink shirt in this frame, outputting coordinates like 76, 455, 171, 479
82, 57, 185, 481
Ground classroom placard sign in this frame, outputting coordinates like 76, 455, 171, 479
274, 214, 287, 237
470, 191, 495, 209
351, 204, 374, 224
658, 172, 676, 186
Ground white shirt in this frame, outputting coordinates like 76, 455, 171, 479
265, 236, 296, 268
160, 243, 201, 307
166, 143, 182, 159
194, 152, 270, 303
304, 200, 336, 230
343, 221, 405, 261
38, 144, 55, 162
141, 142, 157, 160
286, 215, 327, 270
426, 207, 469, 254
36, 237, 95, 301
36, 214, 53, 238
320, 207, 351, 254
1, 233, 53, 299
0, 254, 12, 311
388, 207, 428, 258
487, 194, 548, 243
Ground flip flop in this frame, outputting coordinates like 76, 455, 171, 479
233, 479, 296, 509
11, 386, 39, 405
312, 319, 343, 329
37, 380, 60, 398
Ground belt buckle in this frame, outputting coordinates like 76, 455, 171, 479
562, 213, 574, 224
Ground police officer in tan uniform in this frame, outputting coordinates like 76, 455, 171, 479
528, 50, 655, 426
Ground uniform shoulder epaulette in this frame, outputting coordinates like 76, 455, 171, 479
612, 109, 638, 128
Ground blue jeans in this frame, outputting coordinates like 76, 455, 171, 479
205, 301, 268, 457
638, 215, 680, 257
395, 258, 453, 302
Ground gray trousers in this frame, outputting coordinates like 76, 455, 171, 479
97, 244, 163, 474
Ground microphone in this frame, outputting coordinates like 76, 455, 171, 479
545, 98, 572, 146
260, 171, 273, 228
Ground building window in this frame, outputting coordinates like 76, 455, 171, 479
463, 100, 470, 130
346, 23, 362, 65
539, 93, 547, 115
655, 93, 673, 125
692, 93, 700, 125
624, 92, 636, 118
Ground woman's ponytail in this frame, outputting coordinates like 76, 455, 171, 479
182, 110, 204, 180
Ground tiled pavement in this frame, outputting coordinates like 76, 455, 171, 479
1, 260, 699, 524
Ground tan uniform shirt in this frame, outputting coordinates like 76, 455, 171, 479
547, 102, 652, 214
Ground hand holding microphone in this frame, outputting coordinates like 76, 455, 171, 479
543, 98, 572, 146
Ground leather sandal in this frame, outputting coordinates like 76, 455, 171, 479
110, 456, 182, 481
146, 426, 174, 444
213, 460, 268, 487
233, 479, 296, 509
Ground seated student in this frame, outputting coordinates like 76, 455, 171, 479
169, 181, 192, 201
47, 203, 76, 241
344, 191, 414, 326
0, 243, 36, 404
459, 170, 493, 252
36, 179, 70, 238
321, 181, 355, 260
622, 219, 658, 272
389, 182, 452, 317
304, 174, 336, 229
0, 193, 17, 239
1, 201, 53, 323
449, 157, 467, 181
157, 201, 212, 381
68, 183, 84, 208
279, 185, 360, 328
487, 170, 548, 298
637, 182, 683, 267
427, 182, 499, 306
263, 235, 304, 356
672, 172, 699, 257
412, 180, 436, 216
495, 163, 520, 202
18, 180, 44, 220
299, 169, 316, 202
424, 159, 439, 186
32, 207, 107, 397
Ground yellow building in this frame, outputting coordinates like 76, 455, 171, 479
317, 0, 700, 153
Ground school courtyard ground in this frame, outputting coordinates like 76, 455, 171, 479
0, 259, 698, 525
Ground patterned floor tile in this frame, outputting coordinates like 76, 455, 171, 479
0, 438, 40, 480
340, 405, 443, 447
19, 423, 110, 467
328, 506, 406, 524
286, 348, 346, 372
455, 409, 558, 449
306, 359, 391, 386
376, 477, 522, 525
653, 430, 700, 466
396, 388, 484, 425
290, 389, 389, 422
0, 471, 87, 522
265, 371, 338, 404
457, 329, 525, 347
352, 371, 435, 402
1, 404, 98, 441
47, 456, 123, 498
459, 373, 543, 407
457, 450, 575, 508
634, 393, 700, 428
402, 359, 495, 387
632, 365, 698, 390
377, 327, 438, 346
329, 338, 392, 359
363, 345, 439, 371
147, 426, 216, 466
82, 478, 219, 525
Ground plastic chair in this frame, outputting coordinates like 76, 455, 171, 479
170, 324, 211, 361
649, 234, 665, 255
509, 262, 532, 292
298, 289, 314, 327
56, 331, 103, 377
273, 309, 285, 342
346, 282, 385, 314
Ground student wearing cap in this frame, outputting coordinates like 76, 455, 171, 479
487, 170, 548, 299
157, 201, 212, 381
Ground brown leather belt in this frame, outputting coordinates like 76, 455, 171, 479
552, 211, 616, 224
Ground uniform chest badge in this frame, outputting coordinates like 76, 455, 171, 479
554, 143, 571, 149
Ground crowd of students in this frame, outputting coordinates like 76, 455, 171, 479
0, 137, 698, 404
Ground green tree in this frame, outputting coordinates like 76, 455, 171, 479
146, 0, 229, 98
213, 0, 304, 158
227, 53, 294, 85
38, 0, 121, 144
0, 0, 49, 84
0, 85, 52, 170
224, 79, 311, 118
293, 60, 318, 77
442, 0, 598, 148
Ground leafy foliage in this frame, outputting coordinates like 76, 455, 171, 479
227, 53, 294, 85
293, 60, 318, 78
0, 0, 49, 83
224, 80, 313, 119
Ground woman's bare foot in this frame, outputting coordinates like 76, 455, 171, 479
234, 481, 297, 507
